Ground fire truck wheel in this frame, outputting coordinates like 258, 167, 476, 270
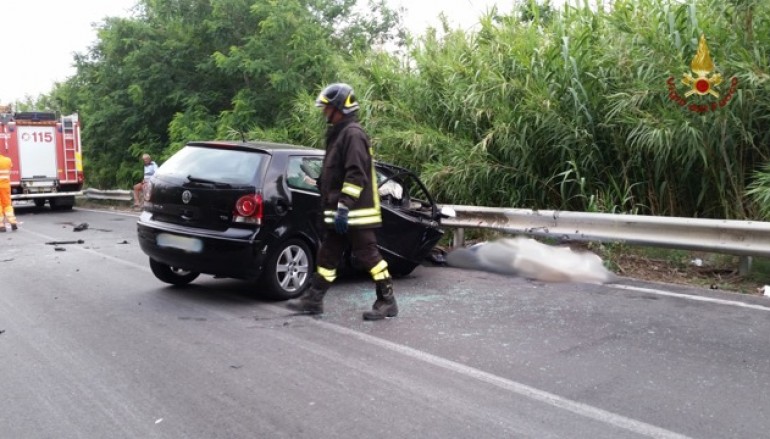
50, 196, 75, 211
259, 238, 314, 301
34, 199, 46, 208
149, 258, 200, 285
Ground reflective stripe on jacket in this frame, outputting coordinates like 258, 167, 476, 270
0, 155, 12, 189
318, 117, 382, 229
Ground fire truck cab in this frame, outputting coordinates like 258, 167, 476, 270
0, 107, 84, 210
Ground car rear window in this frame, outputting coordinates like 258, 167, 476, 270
156, 145, 265, 185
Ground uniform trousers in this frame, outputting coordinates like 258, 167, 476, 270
316, 228, 383, 274
0, 186, 16, 225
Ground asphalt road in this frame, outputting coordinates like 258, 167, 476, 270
2, 204, 770, 438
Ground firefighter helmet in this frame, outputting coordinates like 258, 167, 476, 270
315, 83, 359, 114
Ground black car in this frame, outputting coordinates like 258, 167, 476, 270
137, 140, 447, 300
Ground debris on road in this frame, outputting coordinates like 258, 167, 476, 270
73, 222, 89, 232
425, 247, 448, 265
45, 240, 85, 245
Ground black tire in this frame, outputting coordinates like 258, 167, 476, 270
33, 199, 46, 208
260, 238, 313, 300
390, 266, 416, 278
149, 258, 200, 285
50, 196, 75, 211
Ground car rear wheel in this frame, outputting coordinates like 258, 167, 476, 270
260, 238, 313, 300
149, 258, 200, 285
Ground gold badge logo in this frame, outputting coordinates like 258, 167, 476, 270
667, 35, 738, 113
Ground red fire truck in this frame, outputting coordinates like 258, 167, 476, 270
0, 108, 84, 210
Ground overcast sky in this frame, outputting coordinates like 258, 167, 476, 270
0, 0, 515, 104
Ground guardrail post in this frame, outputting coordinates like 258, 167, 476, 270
739, 256, 752, 276
453, 228, 465, 248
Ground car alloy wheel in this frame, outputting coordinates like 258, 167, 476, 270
262, 239, 313, 300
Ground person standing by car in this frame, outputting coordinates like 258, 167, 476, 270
0, 151, 18, 232
133, 153, 158, 209
286, 83, 398, 321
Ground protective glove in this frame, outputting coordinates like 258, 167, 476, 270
334, 204, 349, 234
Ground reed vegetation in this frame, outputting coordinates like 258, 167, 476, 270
288, 0, 770, 219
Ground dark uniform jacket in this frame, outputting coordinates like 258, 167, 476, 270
319, 116, 382, 229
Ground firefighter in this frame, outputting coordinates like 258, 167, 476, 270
286, 83, 398, 321
0, 152, 18, 231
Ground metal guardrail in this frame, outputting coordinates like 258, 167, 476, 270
81, 189, 767, 262
439, 205, 770, 262
81, 188, 133, 202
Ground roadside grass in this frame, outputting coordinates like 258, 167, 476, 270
597, 243, 770, 295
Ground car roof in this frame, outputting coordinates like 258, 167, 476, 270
185, 141, 414, 174
186, 140, 324, 156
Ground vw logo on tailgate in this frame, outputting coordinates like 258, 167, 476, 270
181, 190, 192, 204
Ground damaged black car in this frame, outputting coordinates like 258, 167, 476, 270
137, 140, 448, 300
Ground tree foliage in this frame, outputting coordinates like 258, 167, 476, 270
54, 0, 404, 187
346, 0, 770, 218
48, 0, 770, 220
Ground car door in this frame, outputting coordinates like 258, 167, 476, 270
282, 155, 324, 243
374, 162, 445, 275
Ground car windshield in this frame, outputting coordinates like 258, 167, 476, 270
156, 146, 264, 185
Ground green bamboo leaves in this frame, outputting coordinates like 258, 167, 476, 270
352, 0, 770, 219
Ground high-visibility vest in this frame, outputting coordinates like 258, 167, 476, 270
0, 155, 11, 190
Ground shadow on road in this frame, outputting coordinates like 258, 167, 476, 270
154, 278, 279, 306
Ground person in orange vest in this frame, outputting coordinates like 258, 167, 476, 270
0, 152, 18, 231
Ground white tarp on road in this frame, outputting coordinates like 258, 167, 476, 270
446, 237, 616, 284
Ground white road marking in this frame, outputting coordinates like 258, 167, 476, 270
298, 310, 692, 439
611, 284, 770, 312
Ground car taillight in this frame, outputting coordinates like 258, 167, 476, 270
234, 193, 263, 225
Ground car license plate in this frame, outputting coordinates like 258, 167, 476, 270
157, 233, 203, 253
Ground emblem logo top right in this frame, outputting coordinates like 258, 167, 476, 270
667, 35, 738, 113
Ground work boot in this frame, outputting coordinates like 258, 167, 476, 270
363, 278, 398, 321
285, 276, 330, 315
10, 223, 17, 231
